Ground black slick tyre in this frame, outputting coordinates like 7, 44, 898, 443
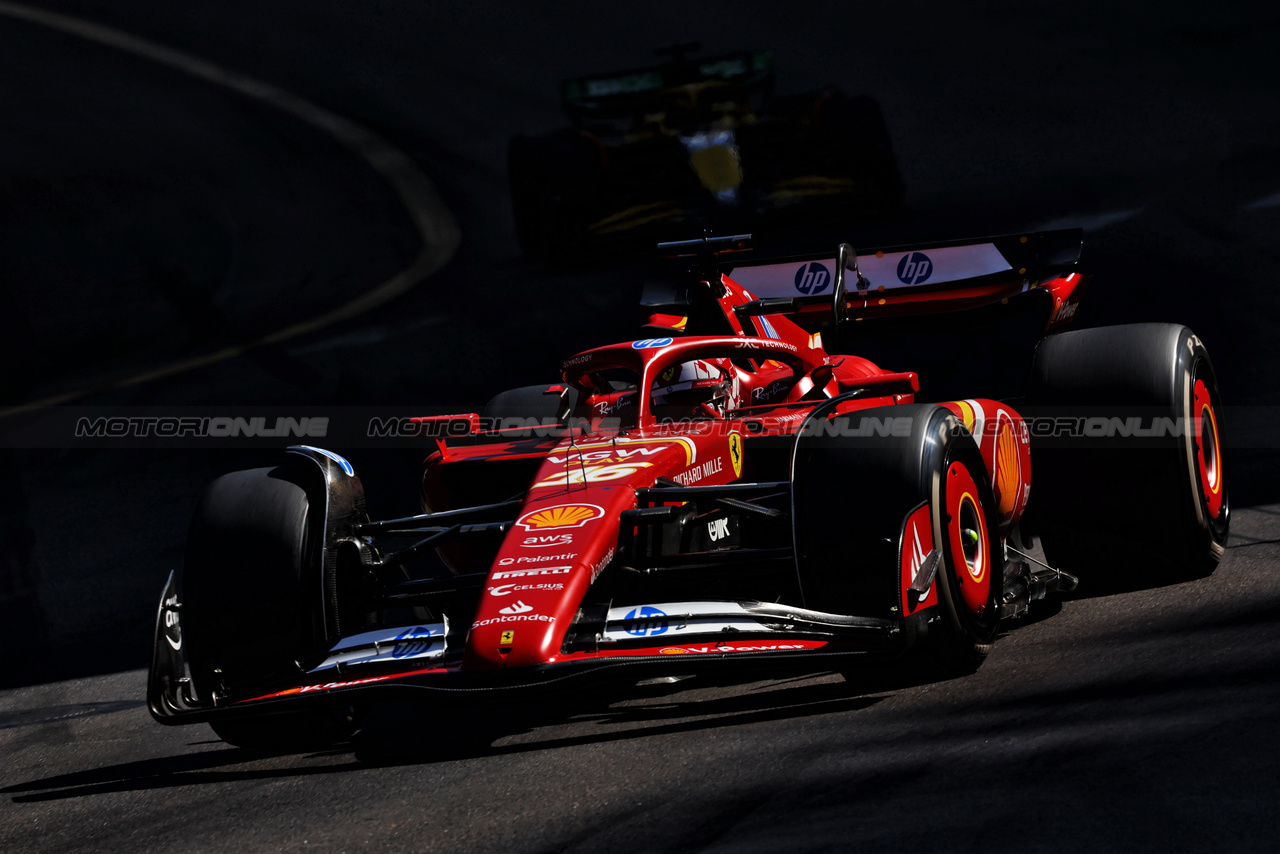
1026, 323, 1229, 589
792, 404, 1003, 673
181, 464, 360, 749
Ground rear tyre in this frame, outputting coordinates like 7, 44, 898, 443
181, 464, 360, 749
793, 404, 1003, 674
1026, 323, 1229, 589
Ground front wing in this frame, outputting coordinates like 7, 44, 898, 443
148, 569, 903, 725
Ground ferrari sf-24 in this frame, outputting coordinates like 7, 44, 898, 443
149, 232, 1228, 748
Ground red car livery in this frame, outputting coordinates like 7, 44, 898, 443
149, 231, 1229, 750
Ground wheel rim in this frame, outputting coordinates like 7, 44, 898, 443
1193, 377, 1224, 520
946, 461, 991, 616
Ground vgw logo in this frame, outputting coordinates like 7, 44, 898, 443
794, 262, 831, 295
896, 252, 933, 285
623, 606, 668, 637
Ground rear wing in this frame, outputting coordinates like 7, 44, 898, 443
723, 229, 1082, 301
642, 229, 1084, 334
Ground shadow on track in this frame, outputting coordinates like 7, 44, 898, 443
0, 676, 882, 802
7, 641, 1280, 852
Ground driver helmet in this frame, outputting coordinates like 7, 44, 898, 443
651, 359, 740, 417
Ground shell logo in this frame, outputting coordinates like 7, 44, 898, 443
993, 416, 1021, 522
515, 504, 604, 531
659, 647, 690, 655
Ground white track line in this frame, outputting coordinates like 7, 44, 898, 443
0, 2, 460, 419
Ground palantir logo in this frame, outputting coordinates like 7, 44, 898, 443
896, 252, 932, 285
623, 606, 669, 637
793, 262, 831, 295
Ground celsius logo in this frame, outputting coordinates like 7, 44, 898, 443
896, 252, 933, 285
794, 262, 831, 295
623, 606, 668, 637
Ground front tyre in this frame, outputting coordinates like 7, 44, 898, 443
181, 463, 360, 749
792, 404, 1002, 674
928, 451, 1002, 672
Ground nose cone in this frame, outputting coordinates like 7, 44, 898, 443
461, 489, 632, 671
465, 599, 566, 669
461, 431, 732, 671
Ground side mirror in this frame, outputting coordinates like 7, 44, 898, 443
808, 364, 836, 399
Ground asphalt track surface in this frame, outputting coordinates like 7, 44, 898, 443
2, 2, 1279, 851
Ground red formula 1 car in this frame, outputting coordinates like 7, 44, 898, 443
149, 233, 1229, 749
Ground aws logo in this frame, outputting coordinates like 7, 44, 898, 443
520, 533, 573, 548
